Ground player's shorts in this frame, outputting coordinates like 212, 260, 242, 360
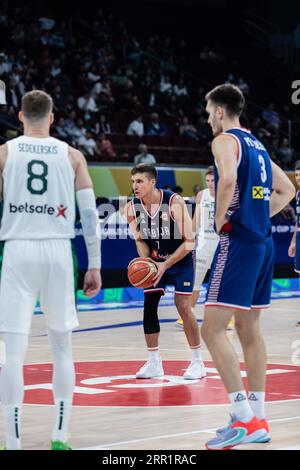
194, 238, 219, 291
0, 239, 79, 334
144, 254, 194, 296
205, 230, 274, 310
295, 232, 300, 274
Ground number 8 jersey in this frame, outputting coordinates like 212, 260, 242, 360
215, 127, 273, 241
0, 136, 76, 240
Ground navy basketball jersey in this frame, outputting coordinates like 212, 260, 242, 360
296, 190, 300, 227
132, 189, 192, 264
214, 128, 273, 240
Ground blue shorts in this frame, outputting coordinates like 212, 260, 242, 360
205, 230, 274, 310
295, 232, 300, 274
144, 254, 194, 296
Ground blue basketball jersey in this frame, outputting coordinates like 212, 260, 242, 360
296, 190, 300, 227
214, 128, 273, 241
132, 189, 193, 265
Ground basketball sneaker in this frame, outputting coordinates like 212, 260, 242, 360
136, 359, 164, 379
51, 440, 72, 450
174, 319, 184, 329
183, 359, 206, 380
216, 413, 271, 442
206, 416, 269, 450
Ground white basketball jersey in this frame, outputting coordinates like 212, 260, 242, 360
198, 188, 218, 240
0, 135, 75, 240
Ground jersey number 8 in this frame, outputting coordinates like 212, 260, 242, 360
27, 160, 48, 195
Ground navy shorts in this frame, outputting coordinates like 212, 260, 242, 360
144, 254, 194, 296
205, 230, 274, 310
295, 232, 300, 274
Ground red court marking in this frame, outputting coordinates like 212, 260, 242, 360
23, 361, 300, 407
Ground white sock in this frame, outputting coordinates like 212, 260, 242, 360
52, 399, 72, 442
148, 348, 159, 361
48, 330, 75, 443
248, 391, 266, 419
229, 390, 254, 423
191, 346, 202, 362
2, 405, 22, 450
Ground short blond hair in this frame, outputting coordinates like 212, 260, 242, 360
21, 90, 53, 121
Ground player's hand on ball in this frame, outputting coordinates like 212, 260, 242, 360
288, 243, 296, 257
152, 261, 167, 287
84, 269, 102, 296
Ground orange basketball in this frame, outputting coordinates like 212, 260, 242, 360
127, 258, 158, 289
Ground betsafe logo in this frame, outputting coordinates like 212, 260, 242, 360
291, 80, 300, 105
9, 202, 68, 219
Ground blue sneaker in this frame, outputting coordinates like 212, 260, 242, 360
206, 416, 269, 450
216, 414, 271, 443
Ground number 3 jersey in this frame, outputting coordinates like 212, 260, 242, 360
0, 135, 75, 240
215, 127, 273, 241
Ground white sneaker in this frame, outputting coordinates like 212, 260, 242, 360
136, 359, 164, 379
183, 359, 206, 380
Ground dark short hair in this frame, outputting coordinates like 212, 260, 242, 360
131, 164, 157, 180
205, 165, 214, 176
21, 90, 53, 121
205, 84, 245, 117
295, 160, 300, 171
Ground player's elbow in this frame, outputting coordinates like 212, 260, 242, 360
221, 174, 237, 189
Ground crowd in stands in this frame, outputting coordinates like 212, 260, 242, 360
0, 3, 299, 169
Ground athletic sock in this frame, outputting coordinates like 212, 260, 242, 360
229, 390, 254, 423
52, 399, 72, 442
248, 391, 266, 420
190, 345, 202, 361
2, 405, 22, 450
148, 348, 159, 361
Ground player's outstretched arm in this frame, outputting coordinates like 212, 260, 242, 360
270, 161, 295, 218
70, 146, 102, 296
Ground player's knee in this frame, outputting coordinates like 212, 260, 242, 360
143, 292, 161, 334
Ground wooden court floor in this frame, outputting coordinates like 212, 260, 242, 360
0, 297, 299, 450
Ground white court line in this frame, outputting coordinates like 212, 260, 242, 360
78, 416, 300, 450
278, 446, 300, 450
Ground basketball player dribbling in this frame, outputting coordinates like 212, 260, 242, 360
288, 161, 300, 325
125, 164, 206, 380
201, 84, 295, 450
0, 90, 101, 450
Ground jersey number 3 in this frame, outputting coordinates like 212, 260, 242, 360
258, 154, 267, 183
27, 160, 48, 195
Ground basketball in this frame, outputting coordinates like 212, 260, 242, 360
127, 258, 158, 289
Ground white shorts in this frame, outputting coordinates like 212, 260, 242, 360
0, 239, 79, 334
193, 238, 219, 291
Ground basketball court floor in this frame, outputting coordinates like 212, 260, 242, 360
0, 296, 299, 451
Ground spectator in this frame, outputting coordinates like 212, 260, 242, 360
174, 78, 189, 98
94, 114, 112, 136
190, 184, 201, 202
262, 103, 280, 130
147, 112, 168, 136
179, 116, 199, 141
77, 91, 98, 112
98, 132, 116, 158
54, 117, 69, 140
126, 115, 144, 137
275, 137, 294, 167
134, 144, 156, 165
78, 130, 100, 158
